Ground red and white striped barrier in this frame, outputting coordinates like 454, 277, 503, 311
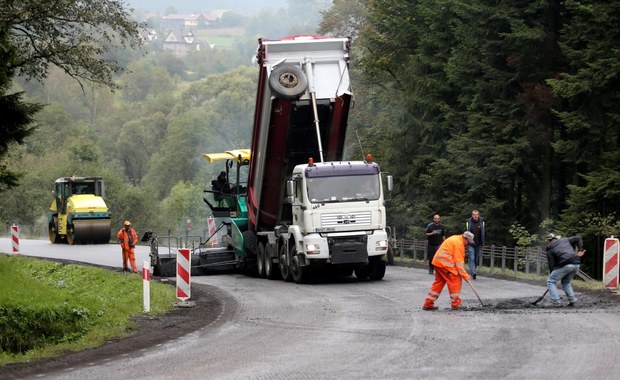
208, 217, 218, 246
603, 237, 619, 289
176, 248, 191, 301
142, 260, 151, 312
11, 224, 19, 253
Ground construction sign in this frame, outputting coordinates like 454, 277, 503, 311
176, 248, 191, 301
603, 237, 619, 289
208, 217, 219, 246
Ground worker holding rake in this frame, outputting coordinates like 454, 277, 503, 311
423, 231, 475, 310
545, 233, 585, 307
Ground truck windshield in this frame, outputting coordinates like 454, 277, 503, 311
307, 175, 380, 203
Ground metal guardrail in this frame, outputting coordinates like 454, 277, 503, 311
391, 238, 595, 282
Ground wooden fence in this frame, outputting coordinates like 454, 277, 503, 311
391, 239, 549, 276
391, 238, 594, 281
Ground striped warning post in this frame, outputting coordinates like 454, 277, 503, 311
603, 237, 619, 289
11, 224, 19, 253
208, 217, 218, 246
176, 248, 191, 301
142, 260, 151, 313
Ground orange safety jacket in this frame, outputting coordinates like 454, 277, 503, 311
117, 227, 138, 251
431, 234, 470, 280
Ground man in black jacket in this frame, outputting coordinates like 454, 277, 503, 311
545, 233, 586, 306
425, 214, 445, 274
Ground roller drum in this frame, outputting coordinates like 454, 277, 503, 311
71, 219, 111, 244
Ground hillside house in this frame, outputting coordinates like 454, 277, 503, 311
163, 30, 206, 57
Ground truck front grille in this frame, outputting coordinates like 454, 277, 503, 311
321, 211, 372, 228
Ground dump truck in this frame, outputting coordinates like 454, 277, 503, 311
151, 36, 392, 282
245, 35, 392, 283
48, 176, 111, 245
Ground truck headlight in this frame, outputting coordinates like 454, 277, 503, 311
376, 240, 388, 251
306, 243, 321, 255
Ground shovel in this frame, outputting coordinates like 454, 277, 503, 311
465, 279, 486, 307
531, 289, 549, 306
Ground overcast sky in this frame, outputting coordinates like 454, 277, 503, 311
126, 0, 289, 15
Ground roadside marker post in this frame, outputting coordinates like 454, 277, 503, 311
208, 217, 218, 246
176, 248, 191, 302
142, 260, 151, 313
603, 237, 619, 290
11, 224, 19, 253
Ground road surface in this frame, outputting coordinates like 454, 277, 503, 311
2, 238, 620, 379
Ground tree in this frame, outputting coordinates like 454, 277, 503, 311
1, 0, 143, 88
0, 0, 143, 191
0, 23, 40, 191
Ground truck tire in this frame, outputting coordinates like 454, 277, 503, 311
49, 217, 60, 244
368, 257, 386, 281
387, 245, 395, 265
290, 254, 308, 284
279, 243, 292, 282
268, 64, 308, 100
265, 244, 279, 280
257, 242, 266, 277
354, 265, 370, 281
242, 231, 258, 276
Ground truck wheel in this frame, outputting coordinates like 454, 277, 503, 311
354, 265, 370, 281
368, 257, 386, 281
387, 245, 395, 265
291, 255, 307, 284
242, 231, 258, 276
265, 245, 279, 280
269, 64, 308, 100
279, 244, 292, 282
257, 242, 266, 277
49, 217, 60, 244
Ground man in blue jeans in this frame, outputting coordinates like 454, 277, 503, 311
545, 233, 586, 307
465, 210, 485, 279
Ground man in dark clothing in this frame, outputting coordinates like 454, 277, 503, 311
425, 214, 445, 274
213, 171, 229, 193
545, 233, 586, 306
465, 210, 486, 279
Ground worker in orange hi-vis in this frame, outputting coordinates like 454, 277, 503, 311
423, 231, 474, 310
117, 220, 139, 273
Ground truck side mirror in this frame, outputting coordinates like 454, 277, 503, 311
286, 180, 294, 196
384, 175, 393, 206
285, 180, 295, 204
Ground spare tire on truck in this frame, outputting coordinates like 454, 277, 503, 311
268, 64, 308, 99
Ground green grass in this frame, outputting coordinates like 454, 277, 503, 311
0, 254, 176, 366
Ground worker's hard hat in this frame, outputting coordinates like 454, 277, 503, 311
463, 231, 475, 245
546, 233, 559, 241
124, 220, 131, 226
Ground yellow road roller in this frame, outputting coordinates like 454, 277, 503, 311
48, 176, 112, 244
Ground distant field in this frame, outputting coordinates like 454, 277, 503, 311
203, 36, 236, 49
196, 27, 245, 49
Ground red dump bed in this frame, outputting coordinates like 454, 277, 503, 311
247, 36, 352, 233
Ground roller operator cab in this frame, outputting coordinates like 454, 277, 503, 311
48, 176, 111, 245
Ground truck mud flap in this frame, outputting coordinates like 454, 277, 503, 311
330, 241, 368, 265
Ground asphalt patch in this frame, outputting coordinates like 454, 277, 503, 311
463, 293, 620, 313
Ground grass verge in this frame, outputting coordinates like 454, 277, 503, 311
0, 254, 176, 367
